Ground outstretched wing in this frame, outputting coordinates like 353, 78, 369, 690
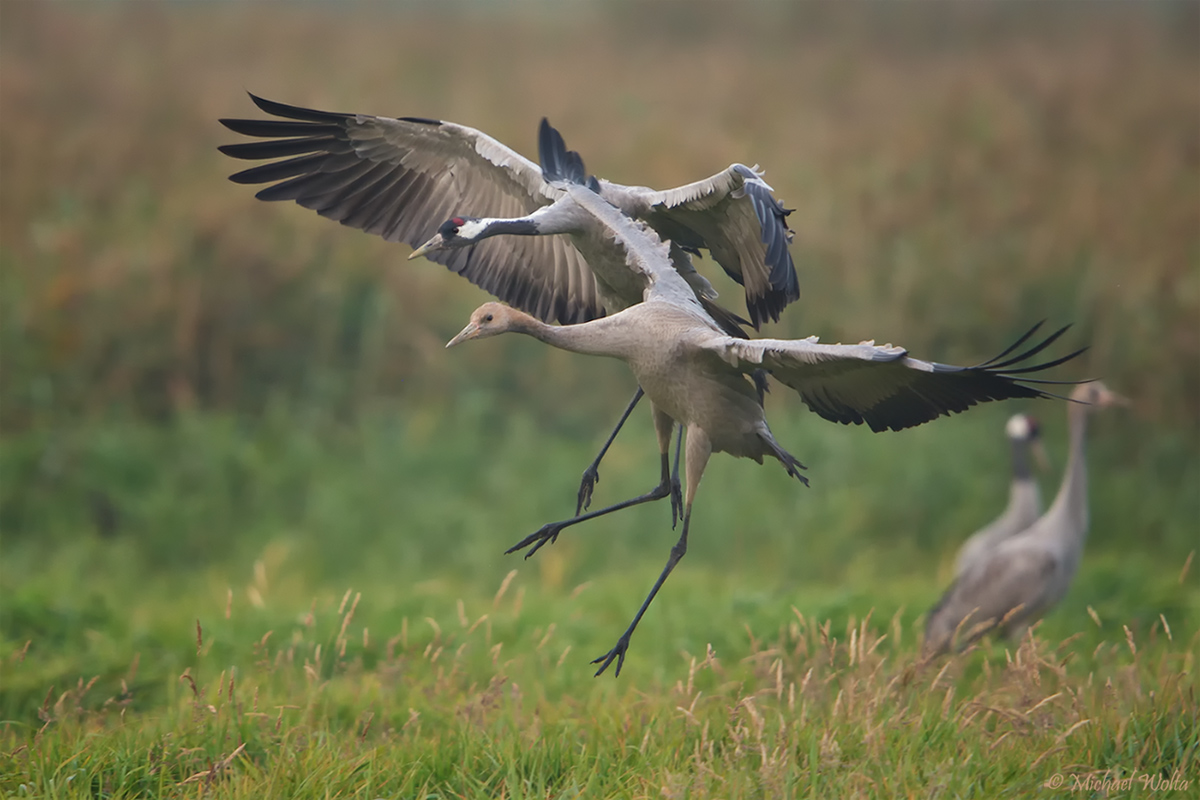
219, 94, 602, 324
699, 322, 1086, 432
600, 164, 799, 327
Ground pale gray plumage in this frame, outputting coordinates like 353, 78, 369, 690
219, 94, 796, 515
445, 184, 1083, 676
218, 94, 798, 328
591, 164, 796, 324
923, 383, 1127, 656
953, 413, 1046, 578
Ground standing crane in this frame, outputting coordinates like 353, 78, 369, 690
443, 172, 1084, 676
953, 413, 1048, 578
219, 93, 799, 512
923, 382, 1126, 656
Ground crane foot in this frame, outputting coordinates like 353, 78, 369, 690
591, 635, 630, 677
576, 465, 600, 516
504, 522, 564, 560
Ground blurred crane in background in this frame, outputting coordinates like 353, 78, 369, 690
924, 382, 1128, 656
953, 413, 1048, 578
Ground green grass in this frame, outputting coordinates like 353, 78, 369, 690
2, 2, 1198, 796
2, 407, 1197, 797
2, 559, 1196, 798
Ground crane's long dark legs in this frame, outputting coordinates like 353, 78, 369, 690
508, 451, 672, 560
670, 423, 684, 528
591, 504, 692, 677
576, 387, 644, 515
592, 428, 712, 678
510, 407, 676, 560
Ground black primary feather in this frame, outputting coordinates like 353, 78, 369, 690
219, 93, 600, 326
538, 118, 588, 185
784, 322, 1088, 433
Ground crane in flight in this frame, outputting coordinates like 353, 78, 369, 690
220, 95, 799, 511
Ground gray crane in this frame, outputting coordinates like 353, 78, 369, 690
923, 382, 1127, 656
219, 93, 798, 511
953, 413, 1049, 578
443, 172, 1084, 676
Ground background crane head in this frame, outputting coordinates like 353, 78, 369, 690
1072, 381, 1130, 410
1007, 413, 1049, 470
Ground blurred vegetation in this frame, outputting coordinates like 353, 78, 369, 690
1, 1, 1195, 565
1, 2, 1196, 430
2, 560, 1197, 797
1, 3, 1197, 795
1, 0, 1196, 635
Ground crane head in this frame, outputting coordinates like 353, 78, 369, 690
409, 217, 486, 260
1007, 413, 1049, 471
446, 302, 527, 348
1005, 413, 1039, 442
1070, 381, 1130, 409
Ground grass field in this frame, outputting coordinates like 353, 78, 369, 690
2, 2, 1198, 797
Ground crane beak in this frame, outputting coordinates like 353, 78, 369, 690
445, 321, 479, 348
1031, 438, 1050, 472
408, 233, 445, 261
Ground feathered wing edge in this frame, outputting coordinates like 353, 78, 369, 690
640, 164, 800, 327
706, 322, 1088, 433
219, 94, 604, 325
731, 165, 800, 324
537, 118, 589, 186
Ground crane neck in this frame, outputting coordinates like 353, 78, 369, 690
1010, 437, 1034, 480
1047, 399, 1091, 555
477, 199, 578, 240
513, 313, 632, 360
475, 216, 542, 238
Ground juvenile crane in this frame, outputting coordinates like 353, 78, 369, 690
219, 93, 799, 509
923, 382, 1126, 656
953, 413, 1048, 578
445, 179, 1084, 676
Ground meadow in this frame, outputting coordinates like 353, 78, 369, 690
1, 3, 1197, 797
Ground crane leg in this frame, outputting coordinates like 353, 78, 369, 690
507, 450, 673, 560
576, 386, 644, 515
670, 424, 684, 528
592, 428, 712, 677
591, 504, 692, 677
511, 406, 675, 560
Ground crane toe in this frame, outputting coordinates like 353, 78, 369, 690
591, 636, 630, 677
504, 523, 564, 559
576, 466, 600, 516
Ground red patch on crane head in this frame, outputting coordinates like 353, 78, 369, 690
451, 217, 465, 226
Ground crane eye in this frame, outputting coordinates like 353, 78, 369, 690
483, 313, 494, 323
